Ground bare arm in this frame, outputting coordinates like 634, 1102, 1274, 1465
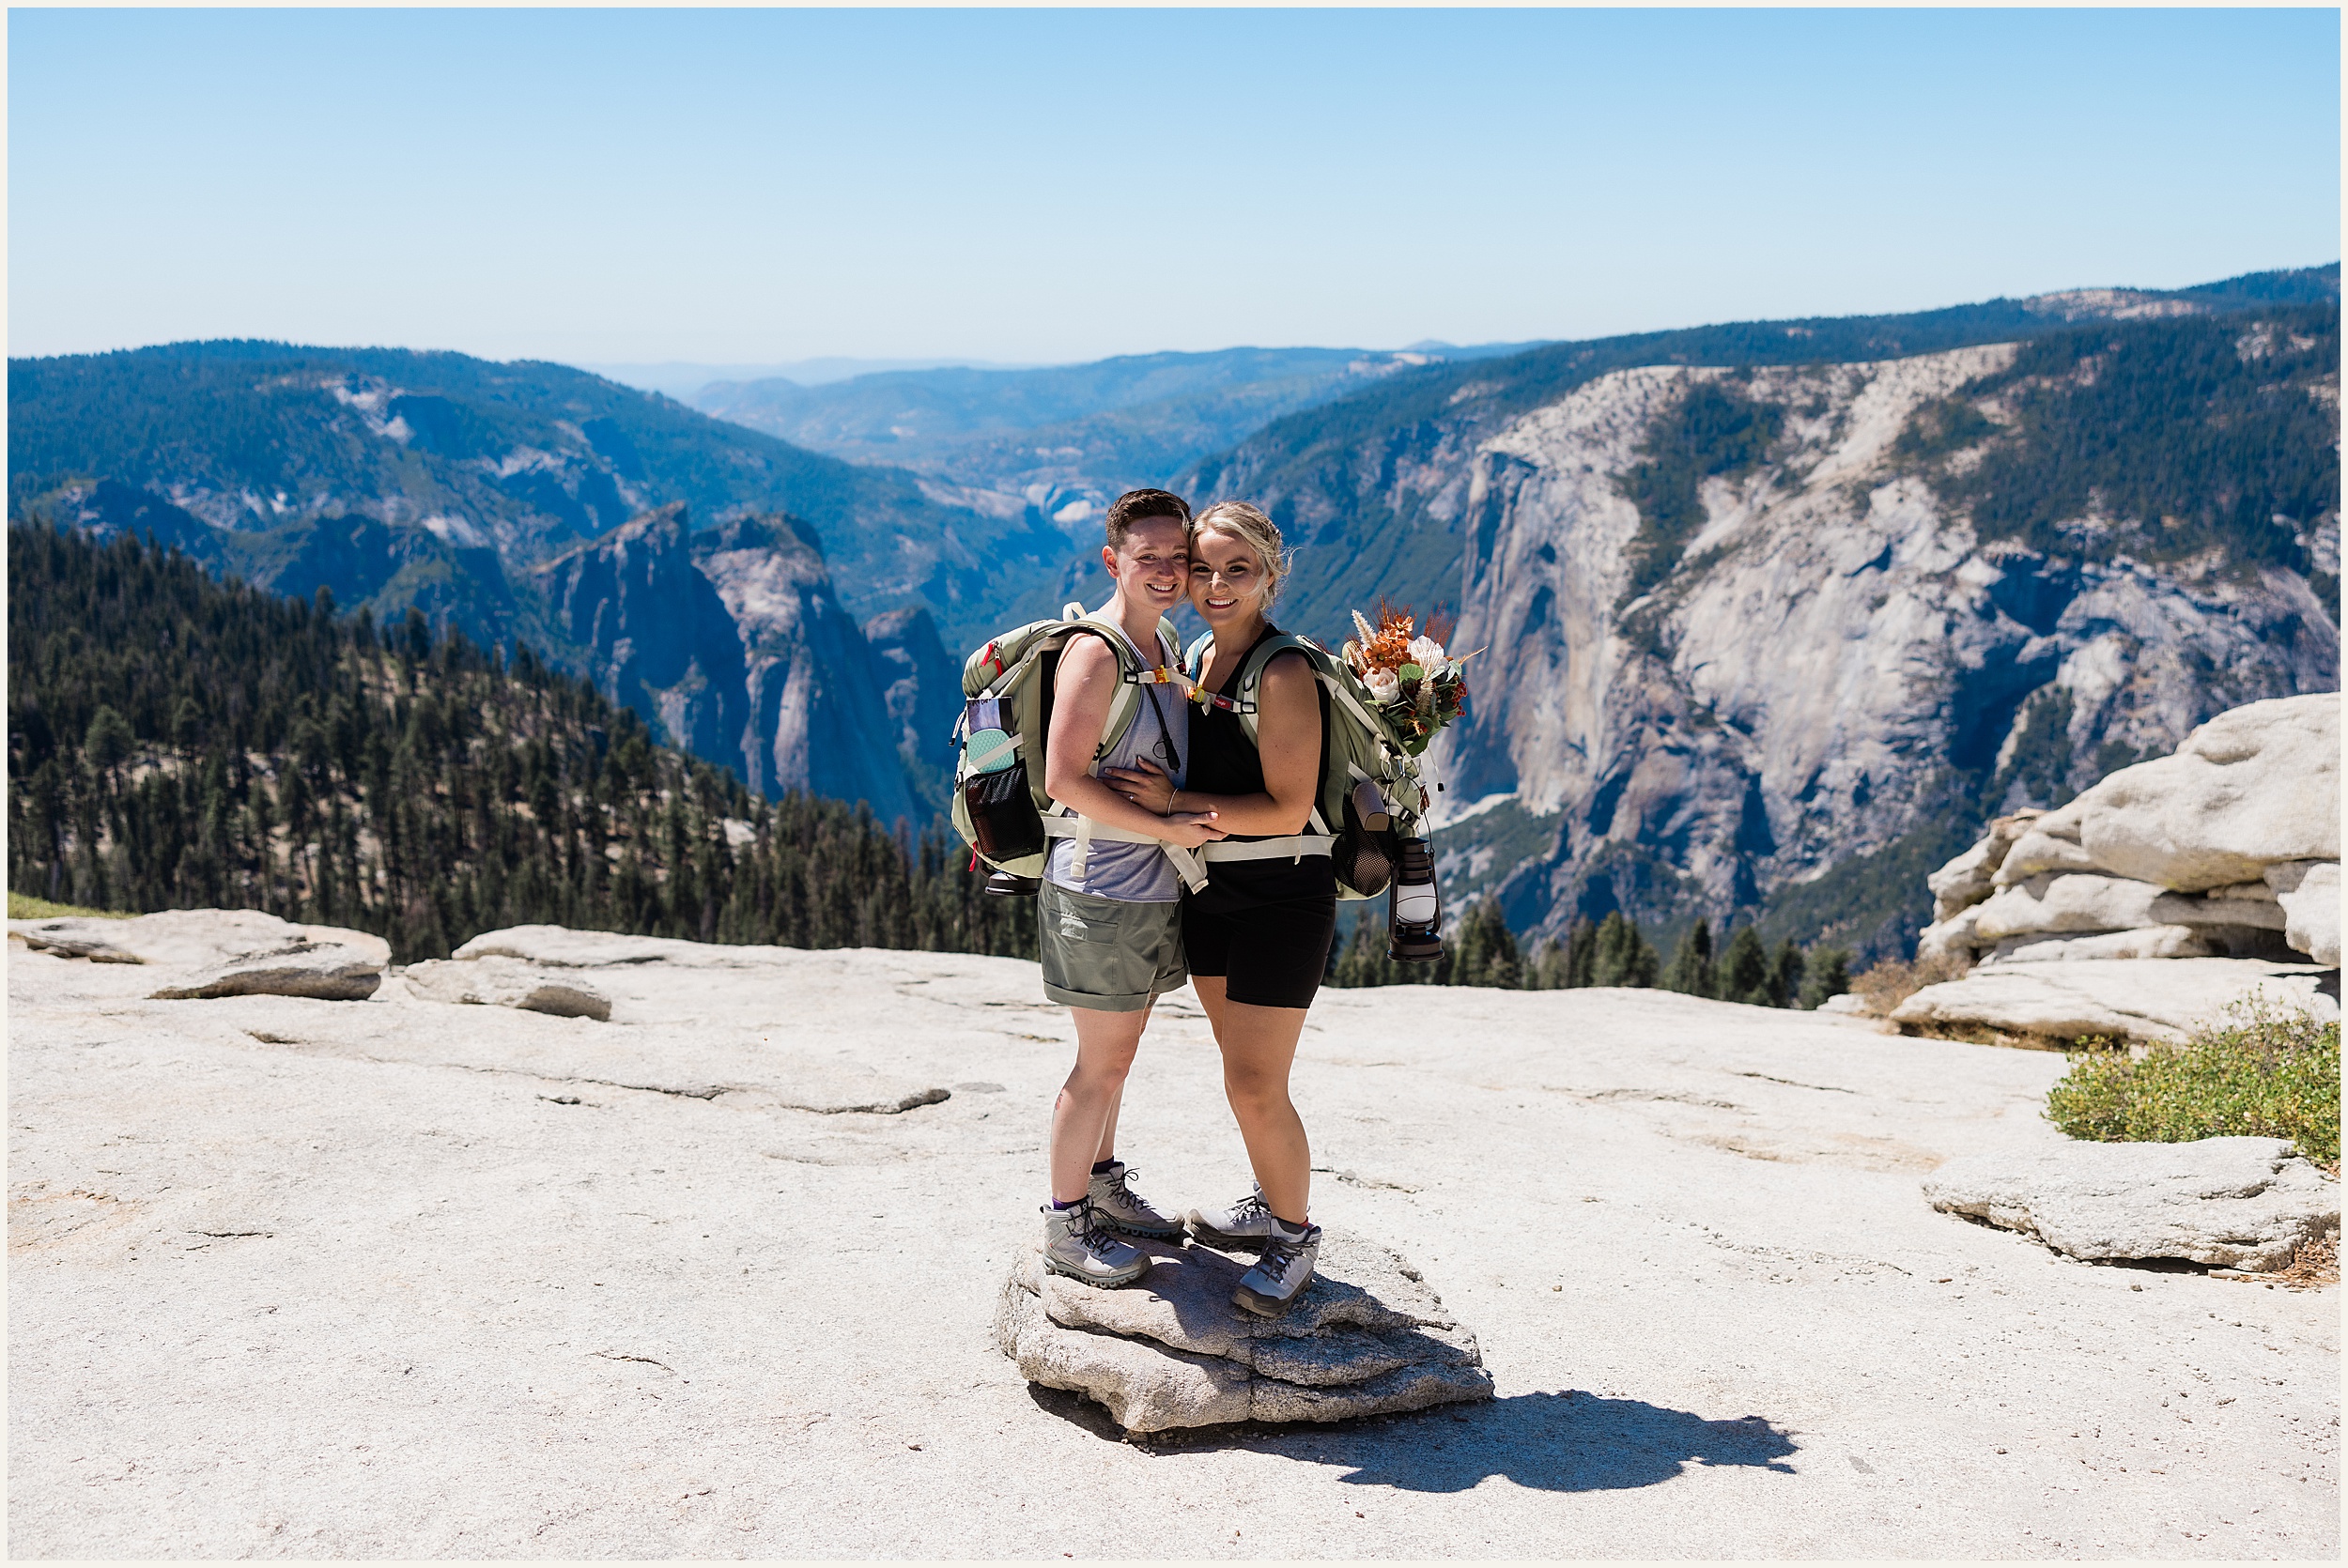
1043, 635, 1225, 849
1108, 651, 1320, 837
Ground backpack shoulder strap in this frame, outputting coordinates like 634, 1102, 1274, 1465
1230, 634, 1317, 745
1068, 614, 1152, 758
1231, 634, 1334, 832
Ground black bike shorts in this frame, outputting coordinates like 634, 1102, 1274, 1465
1181, 859, 1337, 1010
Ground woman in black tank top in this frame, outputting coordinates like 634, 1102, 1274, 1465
1100, 501, 1334, 1316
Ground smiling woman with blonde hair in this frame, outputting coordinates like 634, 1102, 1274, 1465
1100, 499, 1334, 1316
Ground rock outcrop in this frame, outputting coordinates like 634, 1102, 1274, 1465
147, 944, 384, 1002
1887, 958, 2337, 1047
10, 910, 391, 971
994, 1231, 1491, 1433
11, 911, 390, 1000
2265, 860, 2343, 968
1923, 1137, 2340, 1271
1917, 694, 2339, 973
401, 957, 612, 1021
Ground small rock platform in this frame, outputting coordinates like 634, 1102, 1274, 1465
995, 1229, 1492, 1432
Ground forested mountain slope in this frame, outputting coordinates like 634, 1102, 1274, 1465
1182, 276, 2340, 961
7, 341, 1068, 644
7, 344, 990, 816
5, 525, 1029, 964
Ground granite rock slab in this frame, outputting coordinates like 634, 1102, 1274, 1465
1923, 1136, 2340, 1271
1891, 957, 2339, 1044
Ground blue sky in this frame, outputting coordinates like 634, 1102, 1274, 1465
8, 8, 2340, 366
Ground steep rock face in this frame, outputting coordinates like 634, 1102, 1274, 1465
1415, 350, 2332, 939
862, 606, 963, 811
534, 503, 752, 778
690, 515, 919, 823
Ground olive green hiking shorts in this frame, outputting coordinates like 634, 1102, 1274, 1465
1037, 880, 1187, 1013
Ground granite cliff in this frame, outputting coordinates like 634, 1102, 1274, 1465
1185, 279, 2340, 955
533, 505, 945, 822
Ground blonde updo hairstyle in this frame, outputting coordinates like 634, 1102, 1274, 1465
1189, 500, 1290, 610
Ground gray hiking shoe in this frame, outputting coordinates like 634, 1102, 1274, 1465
1042, 1197, 1149, 1288
1184, 1185, 1278, 1253
1233, 1220, 1322, 1317
1088, 1161, 1183, 1239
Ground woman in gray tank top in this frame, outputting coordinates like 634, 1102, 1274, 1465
1043, 623, 1189, 902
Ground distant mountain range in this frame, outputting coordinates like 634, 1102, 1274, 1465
686, 342, 1549, 542
9, 266, 2338, 959
586, 358, 1038, 399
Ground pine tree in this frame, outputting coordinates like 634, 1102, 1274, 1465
1799, 946, 1852, 1009
1449, 899, 1522, 989
1592, 912, 1660, 988
1664, 917, 1716, 996
1720, 925, 1769, 1005
1565, 918, 1598, 988
1769, 939, 1806, 1008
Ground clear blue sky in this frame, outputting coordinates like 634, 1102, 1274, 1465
9, 8, 2340, 366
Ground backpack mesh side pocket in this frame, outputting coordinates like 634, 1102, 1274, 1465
963, 761, 1045, 862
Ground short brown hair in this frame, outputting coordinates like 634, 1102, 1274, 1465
1104, 488, 1191, 549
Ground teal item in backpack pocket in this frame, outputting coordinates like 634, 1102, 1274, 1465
962, 725, 1020, 776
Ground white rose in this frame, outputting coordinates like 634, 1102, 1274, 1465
1406, 636, 1446, 673
1365, 667, 1401, 703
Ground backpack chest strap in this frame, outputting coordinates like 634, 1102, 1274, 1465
1042, 813, 1208, 892
1197, 834, 1336, 866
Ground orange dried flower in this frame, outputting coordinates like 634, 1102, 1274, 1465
1363, 599, 1416, 669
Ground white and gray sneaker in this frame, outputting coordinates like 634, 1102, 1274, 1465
1088, 1161, 1183, 1239
1233, 1218, 1322, 1317
1042, 1197, 1149, 1288
1184, 1185, 1279, 1253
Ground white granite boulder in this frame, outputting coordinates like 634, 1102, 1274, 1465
1923, 1136, 2340, 1271
14, 910, 392, 1001
403, 957, 612, 1021
1982, 927, 2217, 965
1890, 957, 2339, 1045
2264, 860, 2342, 967
2068, 694, 2340, 894
1994, 811, 2105, 887
994, 1231, 1492, 1433
1927, 809, 2044, 921
1970, 873, 2167, 943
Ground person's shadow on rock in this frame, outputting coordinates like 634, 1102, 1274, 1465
1031, 1386, 1798, 1494
1277, 1390, 1798, 1493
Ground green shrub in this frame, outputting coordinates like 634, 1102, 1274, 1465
2046, 998, 2341, 1165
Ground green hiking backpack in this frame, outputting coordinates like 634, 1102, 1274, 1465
1182, 629, 1433, 901
950, 602, 1187, 890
